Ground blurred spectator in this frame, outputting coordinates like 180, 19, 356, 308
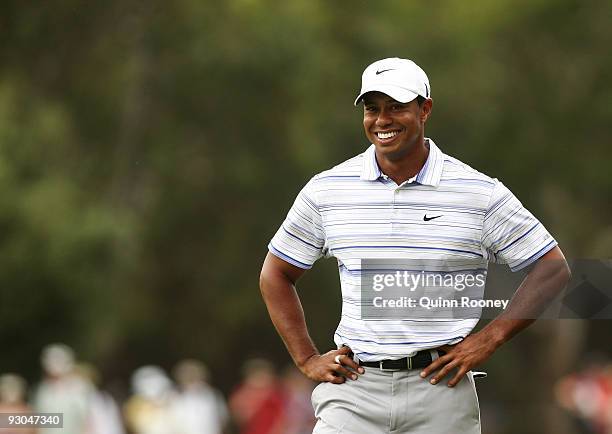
279, 365, 316, 434
76, 363, 125, 434
170, 358, 228, 434
123, 365, 177, 434
229, 359, 285, 434
555, 362, 612, 433
33, 343, 94, 434
0, 373, 35, 434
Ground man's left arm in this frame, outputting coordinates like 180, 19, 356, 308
420, 246, 571, 387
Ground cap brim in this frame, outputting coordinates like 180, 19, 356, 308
354, 85, 419, 106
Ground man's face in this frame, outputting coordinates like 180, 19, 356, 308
362, 92, 432, 161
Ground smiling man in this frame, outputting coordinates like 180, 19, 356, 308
259, 57, 570, 433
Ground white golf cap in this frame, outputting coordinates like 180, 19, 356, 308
354, 57, 430, 106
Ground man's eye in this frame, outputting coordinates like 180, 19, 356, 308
391, 104, 404, 111
364, 106, 377, 112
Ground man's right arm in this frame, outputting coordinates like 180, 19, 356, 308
259, 252, 363, 383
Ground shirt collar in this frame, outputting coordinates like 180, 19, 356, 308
359, 138, 444, 187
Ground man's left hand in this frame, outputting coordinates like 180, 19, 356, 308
419, 332, 498, 387
420, 247, 570, 388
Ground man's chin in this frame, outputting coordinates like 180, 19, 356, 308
375, 143, 405, 160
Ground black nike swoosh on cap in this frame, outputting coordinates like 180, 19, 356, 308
423, 214, 443, 221
375, 68, 395, 75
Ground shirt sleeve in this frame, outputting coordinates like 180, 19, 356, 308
482, 180, 557, 271
268, 177, 325, 269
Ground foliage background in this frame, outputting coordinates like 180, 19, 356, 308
1, 1, 611, 433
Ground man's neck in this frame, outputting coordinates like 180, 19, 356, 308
375, 139, 430, 185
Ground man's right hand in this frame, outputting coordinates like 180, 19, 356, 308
260, 253, 365, 384
299, 346, 365, 383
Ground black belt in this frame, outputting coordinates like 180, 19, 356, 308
359, 349, 443, 371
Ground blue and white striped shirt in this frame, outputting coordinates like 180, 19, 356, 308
269, 139, 556, 361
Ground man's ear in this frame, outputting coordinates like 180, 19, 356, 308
420, 98, 433, 123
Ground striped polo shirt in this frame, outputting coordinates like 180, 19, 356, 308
268, 139, 557, 361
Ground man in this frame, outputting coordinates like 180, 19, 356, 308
259, 57, 571, 433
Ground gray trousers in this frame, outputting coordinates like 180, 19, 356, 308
311, 367, 481, 434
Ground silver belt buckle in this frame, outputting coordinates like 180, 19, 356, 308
379, 360, 404, 372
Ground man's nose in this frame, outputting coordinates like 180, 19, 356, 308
375, 110, 392, 126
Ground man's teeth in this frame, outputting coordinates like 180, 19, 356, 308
377, 131, 399, 139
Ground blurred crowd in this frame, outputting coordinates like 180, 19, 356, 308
3, 343, 612, 434
0, 344, 315, 434
556, 361, 612, 434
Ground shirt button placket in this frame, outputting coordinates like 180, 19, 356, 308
391, 188, 400, 233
